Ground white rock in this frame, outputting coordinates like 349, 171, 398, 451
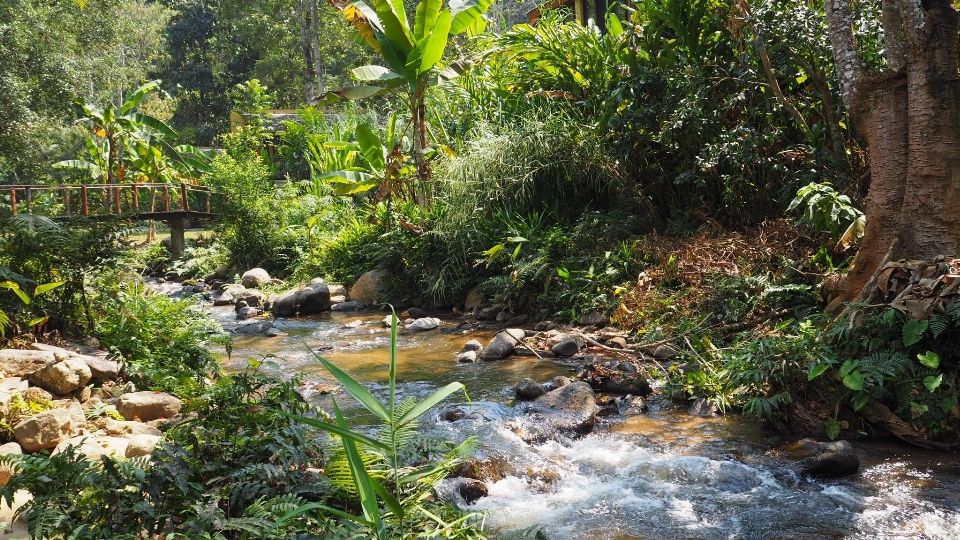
13, 409, 74, 452
28, 357, 92, 395
125, 434, 161, 458
117, 391, 181, 421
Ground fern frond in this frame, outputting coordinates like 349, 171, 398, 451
859, 350, 911, 382
928, 314, 949, 339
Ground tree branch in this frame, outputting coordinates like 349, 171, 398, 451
756, 45, 814, 142
824, 0, 865, 109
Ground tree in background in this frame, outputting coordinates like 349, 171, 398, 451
824, 0, 960, 306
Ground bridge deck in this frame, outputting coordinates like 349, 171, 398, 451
1, 183, 217, 220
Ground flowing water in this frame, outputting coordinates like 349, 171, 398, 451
205, 304, 960, 540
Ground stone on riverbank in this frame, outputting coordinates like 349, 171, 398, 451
515, 378, 547, 400
29, 343, 120, 382
406, 317, 440, 332
14, 408, 74, 452
29, 357, 92, 396
235, 321, 277, 335
480, 329, 526, 361
550, 338, 580, 357
241, 268, 271, 289
272, 279, 331, 317
117, 391, 181, 422
772, 438, 860, 476
457, 351, 478, 363
0, 350, 55, 378
348, 269, 390, 306
53, 435, 129, 460
125, 434, 161, 458
462, 339, 483, 352
102, 417, 162, 437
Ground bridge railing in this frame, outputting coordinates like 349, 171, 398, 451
1, 183, 215, 218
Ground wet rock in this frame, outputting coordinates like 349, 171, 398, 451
519, 381, 598, 442
241, 268, 271, 289
236, 306, 261, 320
265, 327, 282, 337
406, 317, 440, 332
495, 310, 514, 323
381, 314, 400, 328
402, 307, 427, 319
534, 321, 556, 331
515, 378, 547, 400
348, 269, 390, 306
234, 321, 277, 335
273, 279, 331, 317
213, 292, 235, 306
442, 408, 466, 422
0, 442, 22, 486
117, 391, 181, 422
480, 329, 526, 361
457, 351, 478, 363
462, 339, 483, 352
125, 434, 161, 458
332, 300, 360, 312
577, 361, 652, 396
236, 290, 267, 310
456, 478, 488, 504
0, 349, 55, 378
14, 408, 74, 452
688, 397, 720, 417
651, 344, 679, 360
773, 439, 860, 476
578, 312, 609, 328
478, 304, 506, 321
456, 458, 507, 482
550, 338, 580, 357
29, 357, 92, 396
618, 395, 648, 415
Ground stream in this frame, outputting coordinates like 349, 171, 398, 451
204, 304, 960, 539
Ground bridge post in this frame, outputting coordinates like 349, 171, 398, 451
166, 217, 186, 257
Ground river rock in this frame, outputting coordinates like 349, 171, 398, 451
265, 327, 282, 337
0, 350, 55, 378
503, 314, 529, 326
0, 442, 22, 486
457, 351, 478, 363
406, 317, 440, 332
29, 344, 120, 382
222, 283, 248, 298
402, 307, 427, 319
550, 338, 580, 357
53, 435, 129, 460
688, 397, 720, 417
478, 304, 505, 321
272, 279, 331, 317
241, 268, 271, 289
236, 306, 261, 320
463, 288, 486, 314
102, 417, 162, 437
13, 408, 74, 452
125, 434, 161, 458
348, 269, 390, 306
213, 292, 235, 306
576, 361, 652, 396
117, 391, 181, 422
578, 311, 610, 328
234, 320, 277, 335
773, 439, 860, 476
515, 378, 547, 400
456, 478, 488, 504
236, 290, 267, 310
606, 336, 628, 349
29, 357, 92, 396
518, 382, 598, 443
332, 300, 360, 312
462, 339, 483, 352
480, 329, 526, 361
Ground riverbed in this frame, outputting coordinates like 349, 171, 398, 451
210, 306, 960, 539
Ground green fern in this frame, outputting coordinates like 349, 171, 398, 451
859, 350, 911, 382
928, 314, 950, 339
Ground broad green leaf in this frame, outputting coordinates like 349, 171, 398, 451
306, 343, 390, 422
352, 65, 404, 82
807, 362, 831, 381
356, 124, 386, 171
284, 413, 389, 451
33, 281, 65, 295
371, 478, 404, 519
27, 316, 50, 328
917, 351, 940, 369
506, 236, 527, 243
902, 319, 928, 347
321, 170, 374, 184
942, 396, 958, 413
416, 10, 452, 76
795, 74, 808, 84
276, 501, 373, 527
334, 401, 383, 533
332, 180, 381, 195
414, 0, 442, 41
449, 0, 494, 35
0, 282, 30, 305
851, 391, 870, 411
53, 160, 104, 179
129, 113, 178, 140
367, 0, 414, 53
330, 0, 382, 52
839, 358, 858, 377
119, 80, 162, 115
825, 417, 841, 440
395, 382, 466, 428
841, 369, 864, 391
606, 12, 624, 37
923, 374, 943, 393
483, 243, 505, 262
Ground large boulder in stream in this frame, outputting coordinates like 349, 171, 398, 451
480, 329, 526, 361
272, 279, 331, 317
771, 438, 860, 476
241, 268, 271, 289
348, 269, 390, 306
29, 356, 92, 395
515, 381, 598, 443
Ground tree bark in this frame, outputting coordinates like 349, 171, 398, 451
824, 0, 960, 308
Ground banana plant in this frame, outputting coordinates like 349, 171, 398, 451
320, 114, 415, 203
54, 80, 210, 183
321, 0, 494, 205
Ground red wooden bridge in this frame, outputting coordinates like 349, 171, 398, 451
1, 183, 219, 254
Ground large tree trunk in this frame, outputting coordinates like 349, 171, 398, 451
826, 0, 960, 308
